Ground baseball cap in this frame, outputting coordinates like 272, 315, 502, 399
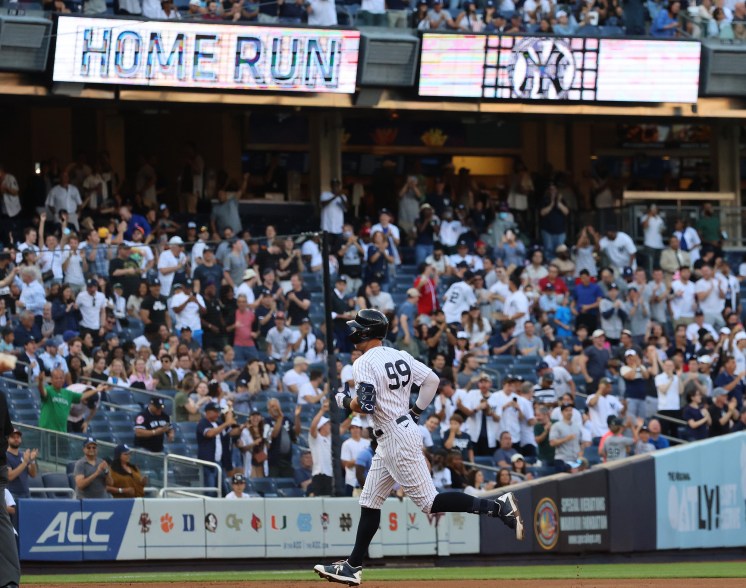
149, 397, 165, 408
204, 402, 220, 412
25, 335, 37, 344
608, 282, 619, 290
114, 444, 131, 459
513, 375, 524, 383
243, 269, 257, 281
543, 282, 554, 291
536, 361, 549, 371
510, 453, 525, 463
599, 376, 613, 385
592, 329, 605, 338
622, 267, 633, 277
187, 221, 197, 229
379, 208, 392, 217
720, 327, 731, 335
335, 275, 348, 283
406, 287, 420, 298
712, 387, 728, 397
168, 236, 184, 245
274, 311, 286, 320
610, 416, 624, 427
695, 309, 704, 316
477, 372, 491, 381
624, 349, 637, 357
105, 332, 119, 342
457, 240, 468, 248
112, 282, 123, 290
317, 416, 330, 428
556, 8, 567, 17
149, 277, 161, 286
293, 356, 309, 366
10, 428, 22, 436
45, 337, 61, 348
232, 473, 246, 484
639, 426, 650, 433
621, 329, 633, 337
457, 331, 469, 339
556, 243, 568, 252
734, 332, 746, 342
83, 437, 97, 447
698, 354, 712, 364
63, 330, 80, 342
350, 416, 365, 428
172, 283, 184, 291
560, 402, 574, 410
86, 278, 98, 288
541, 371, 555, 382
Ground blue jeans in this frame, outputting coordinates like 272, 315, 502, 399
415, 244, 433, 267
541, 231, 566, 256
234, 345, 259, 365
203, 465, 220, 497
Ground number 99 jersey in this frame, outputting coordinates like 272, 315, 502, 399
352, 346, 432, 427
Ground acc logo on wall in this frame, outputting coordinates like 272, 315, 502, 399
534, 497, 559, 550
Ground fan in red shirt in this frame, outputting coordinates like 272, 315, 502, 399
413, 263, 439, 316
538, 264, 568, 296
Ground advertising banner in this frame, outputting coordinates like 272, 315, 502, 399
419, 33, 700, 103
654, 432, 746, 550
203, 498, 266, 559
264, 497, 325, 558
18, 499, 143, 561
141, 498, 206, 559
320, 497, 360, 558
554, 469, 610, 552
53, 16, 360, 94
379, 497, 408, 557
480, 485, 535, 554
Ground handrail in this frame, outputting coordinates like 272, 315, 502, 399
164, 453, 222, 497
158, 487, 223, 498
29, 487, 75, 498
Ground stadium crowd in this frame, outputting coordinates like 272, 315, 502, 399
2, 156, 746, 504
42, 0, 746, 40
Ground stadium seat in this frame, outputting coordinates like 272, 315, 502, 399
273, 477, 297, 489
584, 445, 601, 465
43, 473, 74, 498
28, 474, 45, 498
250, 478, 278, 497
574, 395, 587, 411
176, 421, 199, 442
109, 389, 135, 406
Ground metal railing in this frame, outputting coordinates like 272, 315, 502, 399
9, 422, 222, 497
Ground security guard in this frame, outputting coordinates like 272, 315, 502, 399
133, 397, 174, 453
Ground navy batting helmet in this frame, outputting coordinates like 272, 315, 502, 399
347, 309, 389, 344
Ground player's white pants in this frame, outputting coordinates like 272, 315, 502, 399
359, 415, 438, 513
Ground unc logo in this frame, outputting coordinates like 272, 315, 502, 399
297, 513, 312, 532
508, 37, 577, 100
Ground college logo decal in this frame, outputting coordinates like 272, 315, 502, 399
320, 512, 329, 531
251, 514, 262, 532
205, 513, 218, 533
139, 513, 151, 534
534, 497, 559, 550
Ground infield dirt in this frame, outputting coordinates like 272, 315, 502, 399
38, 580, 746, 588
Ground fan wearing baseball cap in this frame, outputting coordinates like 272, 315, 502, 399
157, 235, 188, 296
109, 444, 147, 498
38, 369, 101, 433
133, 397, 174, 453
580, 328, 610, 394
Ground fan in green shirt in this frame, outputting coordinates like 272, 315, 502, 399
37, 369, 101, 433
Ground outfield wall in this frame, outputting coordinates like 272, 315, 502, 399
480, 432, 745, 555
18, 433, 745, 561
18, 497, 479, 561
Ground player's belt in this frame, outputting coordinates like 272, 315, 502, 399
373, 414, 409, 438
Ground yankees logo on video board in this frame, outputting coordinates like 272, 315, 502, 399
419, 33, 700, 104
53, 16, 360, 94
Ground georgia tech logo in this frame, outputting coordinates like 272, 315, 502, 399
508, 37, 576, 100
534, 497, 559, 550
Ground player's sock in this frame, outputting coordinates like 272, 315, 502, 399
348, 507, 381, 568
431, 492, 495, 516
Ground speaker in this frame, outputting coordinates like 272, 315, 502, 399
699, 40, 746, 97
0, 16, 51, 72
358, 30, 420, 87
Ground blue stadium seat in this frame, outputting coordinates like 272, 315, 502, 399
109, 389, 135, 406
28, 474, 45, 498
584, 445, 601, 465
176, 421, 199, 442
43, 472, 74, 498
251, 478, 278, 497
273, 477, 297, 489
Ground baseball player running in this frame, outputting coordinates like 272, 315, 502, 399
314, 309, 523, 586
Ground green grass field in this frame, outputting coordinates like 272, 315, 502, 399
22, 561, 746, 584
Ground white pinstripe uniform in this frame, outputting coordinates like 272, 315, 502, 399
354, 347, 439, 513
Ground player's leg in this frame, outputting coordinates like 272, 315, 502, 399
313, 452, 396, 585
391, 425, 525, 540
0, 468, 21, 588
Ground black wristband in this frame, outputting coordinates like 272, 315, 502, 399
342, 396, 352, 410
410, 405, 424, 417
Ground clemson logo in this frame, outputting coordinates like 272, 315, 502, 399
160, 514, 174, 533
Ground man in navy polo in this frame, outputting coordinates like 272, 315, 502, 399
572, 269, 603, 331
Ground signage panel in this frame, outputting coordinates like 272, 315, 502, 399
53, 16, 360, 94
418, 33, 700, 103
654, 432, 746, 550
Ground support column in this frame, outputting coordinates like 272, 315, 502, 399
309, 112, 342, 205
713, 121, 741, 243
